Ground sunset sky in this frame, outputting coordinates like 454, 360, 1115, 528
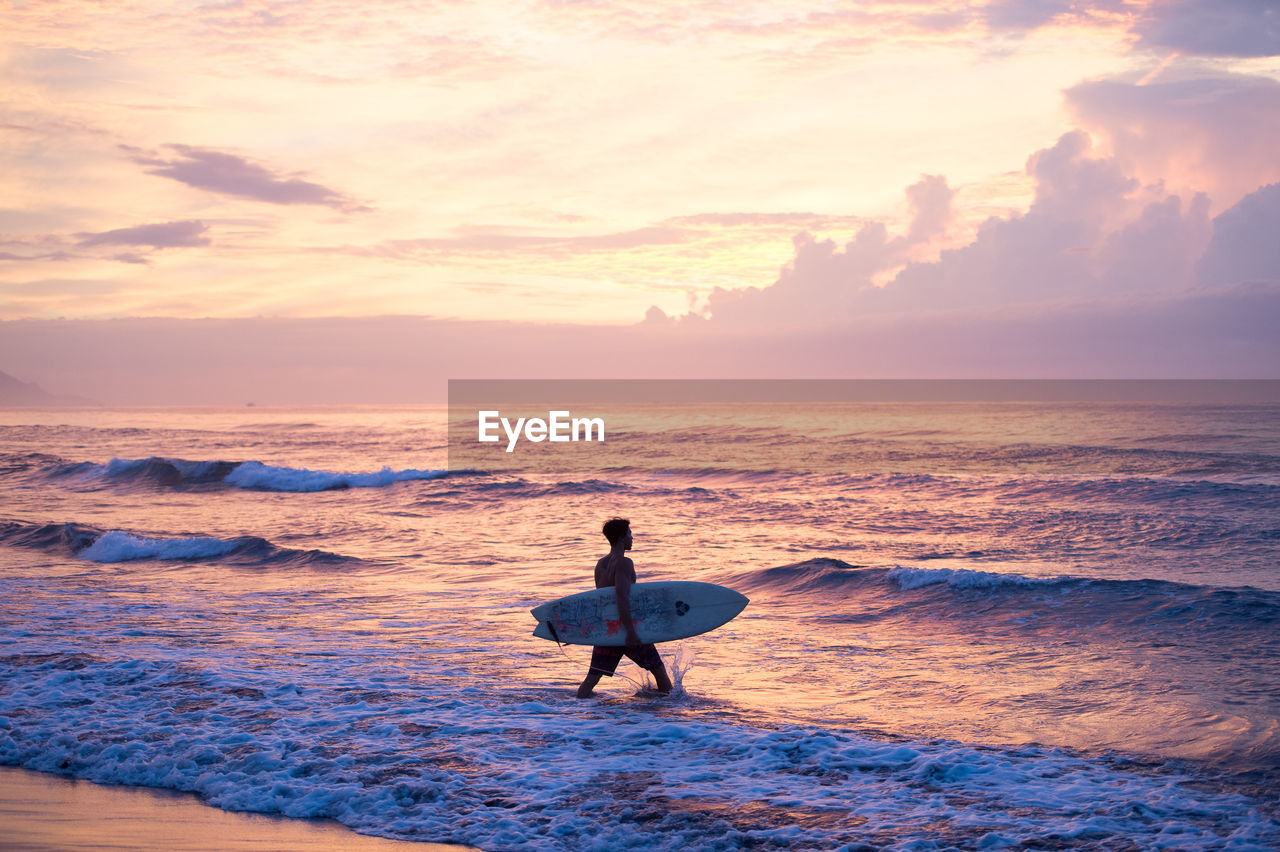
2, 1, 1278, 401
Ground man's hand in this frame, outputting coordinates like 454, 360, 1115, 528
614, 556, 641, 648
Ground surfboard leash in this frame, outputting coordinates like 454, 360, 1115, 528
543, 619, 573, 660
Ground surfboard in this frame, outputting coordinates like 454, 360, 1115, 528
530, 581, 749, 646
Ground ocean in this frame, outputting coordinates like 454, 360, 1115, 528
1, 394, 1278, 850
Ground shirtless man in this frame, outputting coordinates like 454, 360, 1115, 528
576, 518, 674, 698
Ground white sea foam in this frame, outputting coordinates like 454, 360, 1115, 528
0, 652, 1275, 851
71, 457, 451, 492
224, 461, 448, 492
78, 531, 240, 563
888, 565, 1056, 590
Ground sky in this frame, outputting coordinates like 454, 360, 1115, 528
2, 0, 1279, 401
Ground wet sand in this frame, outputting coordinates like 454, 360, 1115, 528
0, 767, 477, 851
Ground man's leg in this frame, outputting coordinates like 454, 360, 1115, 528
577, 670, 603, 699
651, 660, 673, 694
631, 645, 672, 694
578, 647, 621, 698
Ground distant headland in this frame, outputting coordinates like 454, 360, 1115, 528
0, 370, 100, 406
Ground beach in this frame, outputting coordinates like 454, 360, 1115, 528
0, 766, 473, 851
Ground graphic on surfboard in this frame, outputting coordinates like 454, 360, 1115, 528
531, 581, 749, 646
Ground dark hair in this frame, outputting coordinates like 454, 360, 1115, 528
602, 517, 630, 545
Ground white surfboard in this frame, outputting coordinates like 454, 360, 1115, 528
531, 581, 748, 646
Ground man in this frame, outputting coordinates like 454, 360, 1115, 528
576, 518, 674, 698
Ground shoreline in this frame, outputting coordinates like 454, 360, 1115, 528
0, 766, 477, 851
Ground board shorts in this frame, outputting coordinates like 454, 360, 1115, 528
589, 643, 663, 677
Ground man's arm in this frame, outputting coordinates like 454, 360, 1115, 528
614, 557, 641, 647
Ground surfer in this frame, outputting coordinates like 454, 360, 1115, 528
576, 518, 674, 698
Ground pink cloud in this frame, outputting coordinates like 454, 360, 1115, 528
884, 132, 1212, 310
76, 220, 210, 249
683, 174, 955, 329
124, 145, 367, 212
1097, 193, 1211, 294
658, 131, 1166, 325
0, 221, 211, 270
686, 126, 1266, 329
1134, 0, 1280, 58
1066, 75, 1280, 212
976, 0, 1278, 59
1197, 183, 1280, 287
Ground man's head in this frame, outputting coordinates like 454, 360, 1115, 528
602, 517, 631, 548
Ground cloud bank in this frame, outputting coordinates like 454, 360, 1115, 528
1066, 75, 1280, 211
1197, 183, 1280, 287
653, 117, 1276, 336
3, 284, 1277, 405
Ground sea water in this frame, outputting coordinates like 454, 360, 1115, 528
0, 400, 1277, 850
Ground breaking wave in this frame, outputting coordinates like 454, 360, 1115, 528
728, 558, 1280, 639
0, 521, 360, 569
43, 456, 452, 492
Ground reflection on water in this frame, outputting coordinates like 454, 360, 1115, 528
1, 402, 1278, 848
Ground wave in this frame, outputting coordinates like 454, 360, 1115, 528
0, 520, 358, 569
40, 456, 452, 492
993, 475, 1280, 509
725, 558, 877, 595
885, 564, 1057, 590
414, 476, 731, 506
817, 471, 1280, 507
726, 558, 1280, 638
223, 461, 450, 492
0, 452, 68, 478
546, 464, 787, 482
543, 466, 1280, 505
80, 530, 239, 562
19, 451, 1280, 506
